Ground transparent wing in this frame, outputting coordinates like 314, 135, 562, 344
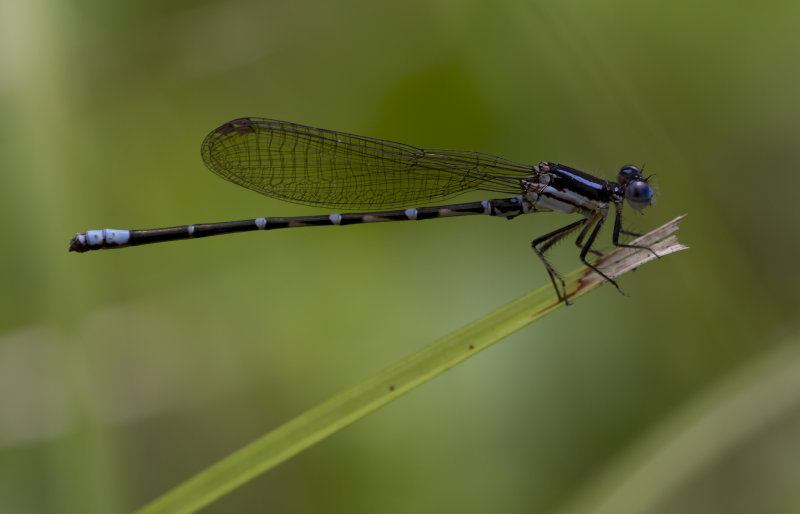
201, 117, 533, 209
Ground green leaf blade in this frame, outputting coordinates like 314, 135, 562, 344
135, 215, 688, 514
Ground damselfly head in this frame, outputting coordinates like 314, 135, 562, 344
616, 165, 643, 184
616, 165, 654, 210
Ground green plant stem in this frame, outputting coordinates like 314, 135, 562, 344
134, 215, 688, 514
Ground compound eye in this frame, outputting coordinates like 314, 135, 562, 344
617, 165, 642, 184
625, 180, 654, 210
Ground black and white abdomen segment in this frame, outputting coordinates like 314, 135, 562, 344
68, 196, 534, 252
70, 229, 131, 251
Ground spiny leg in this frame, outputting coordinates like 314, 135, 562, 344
578, 213, 623, 294
574, 218, 603, 257
531, 218, 589, 305
612, 202, 659, 258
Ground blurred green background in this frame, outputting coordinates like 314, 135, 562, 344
3, 0, 800, 512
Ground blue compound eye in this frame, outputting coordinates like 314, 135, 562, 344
625, 179, 653, 210
617, 165, 642, 185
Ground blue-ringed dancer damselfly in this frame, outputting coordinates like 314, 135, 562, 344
70, 117, 657, 304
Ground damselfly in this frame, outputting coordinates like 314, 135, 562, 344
70, 117, 657, 304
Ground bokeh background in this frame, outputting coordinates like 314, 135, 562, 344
3, 1, 800, 513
